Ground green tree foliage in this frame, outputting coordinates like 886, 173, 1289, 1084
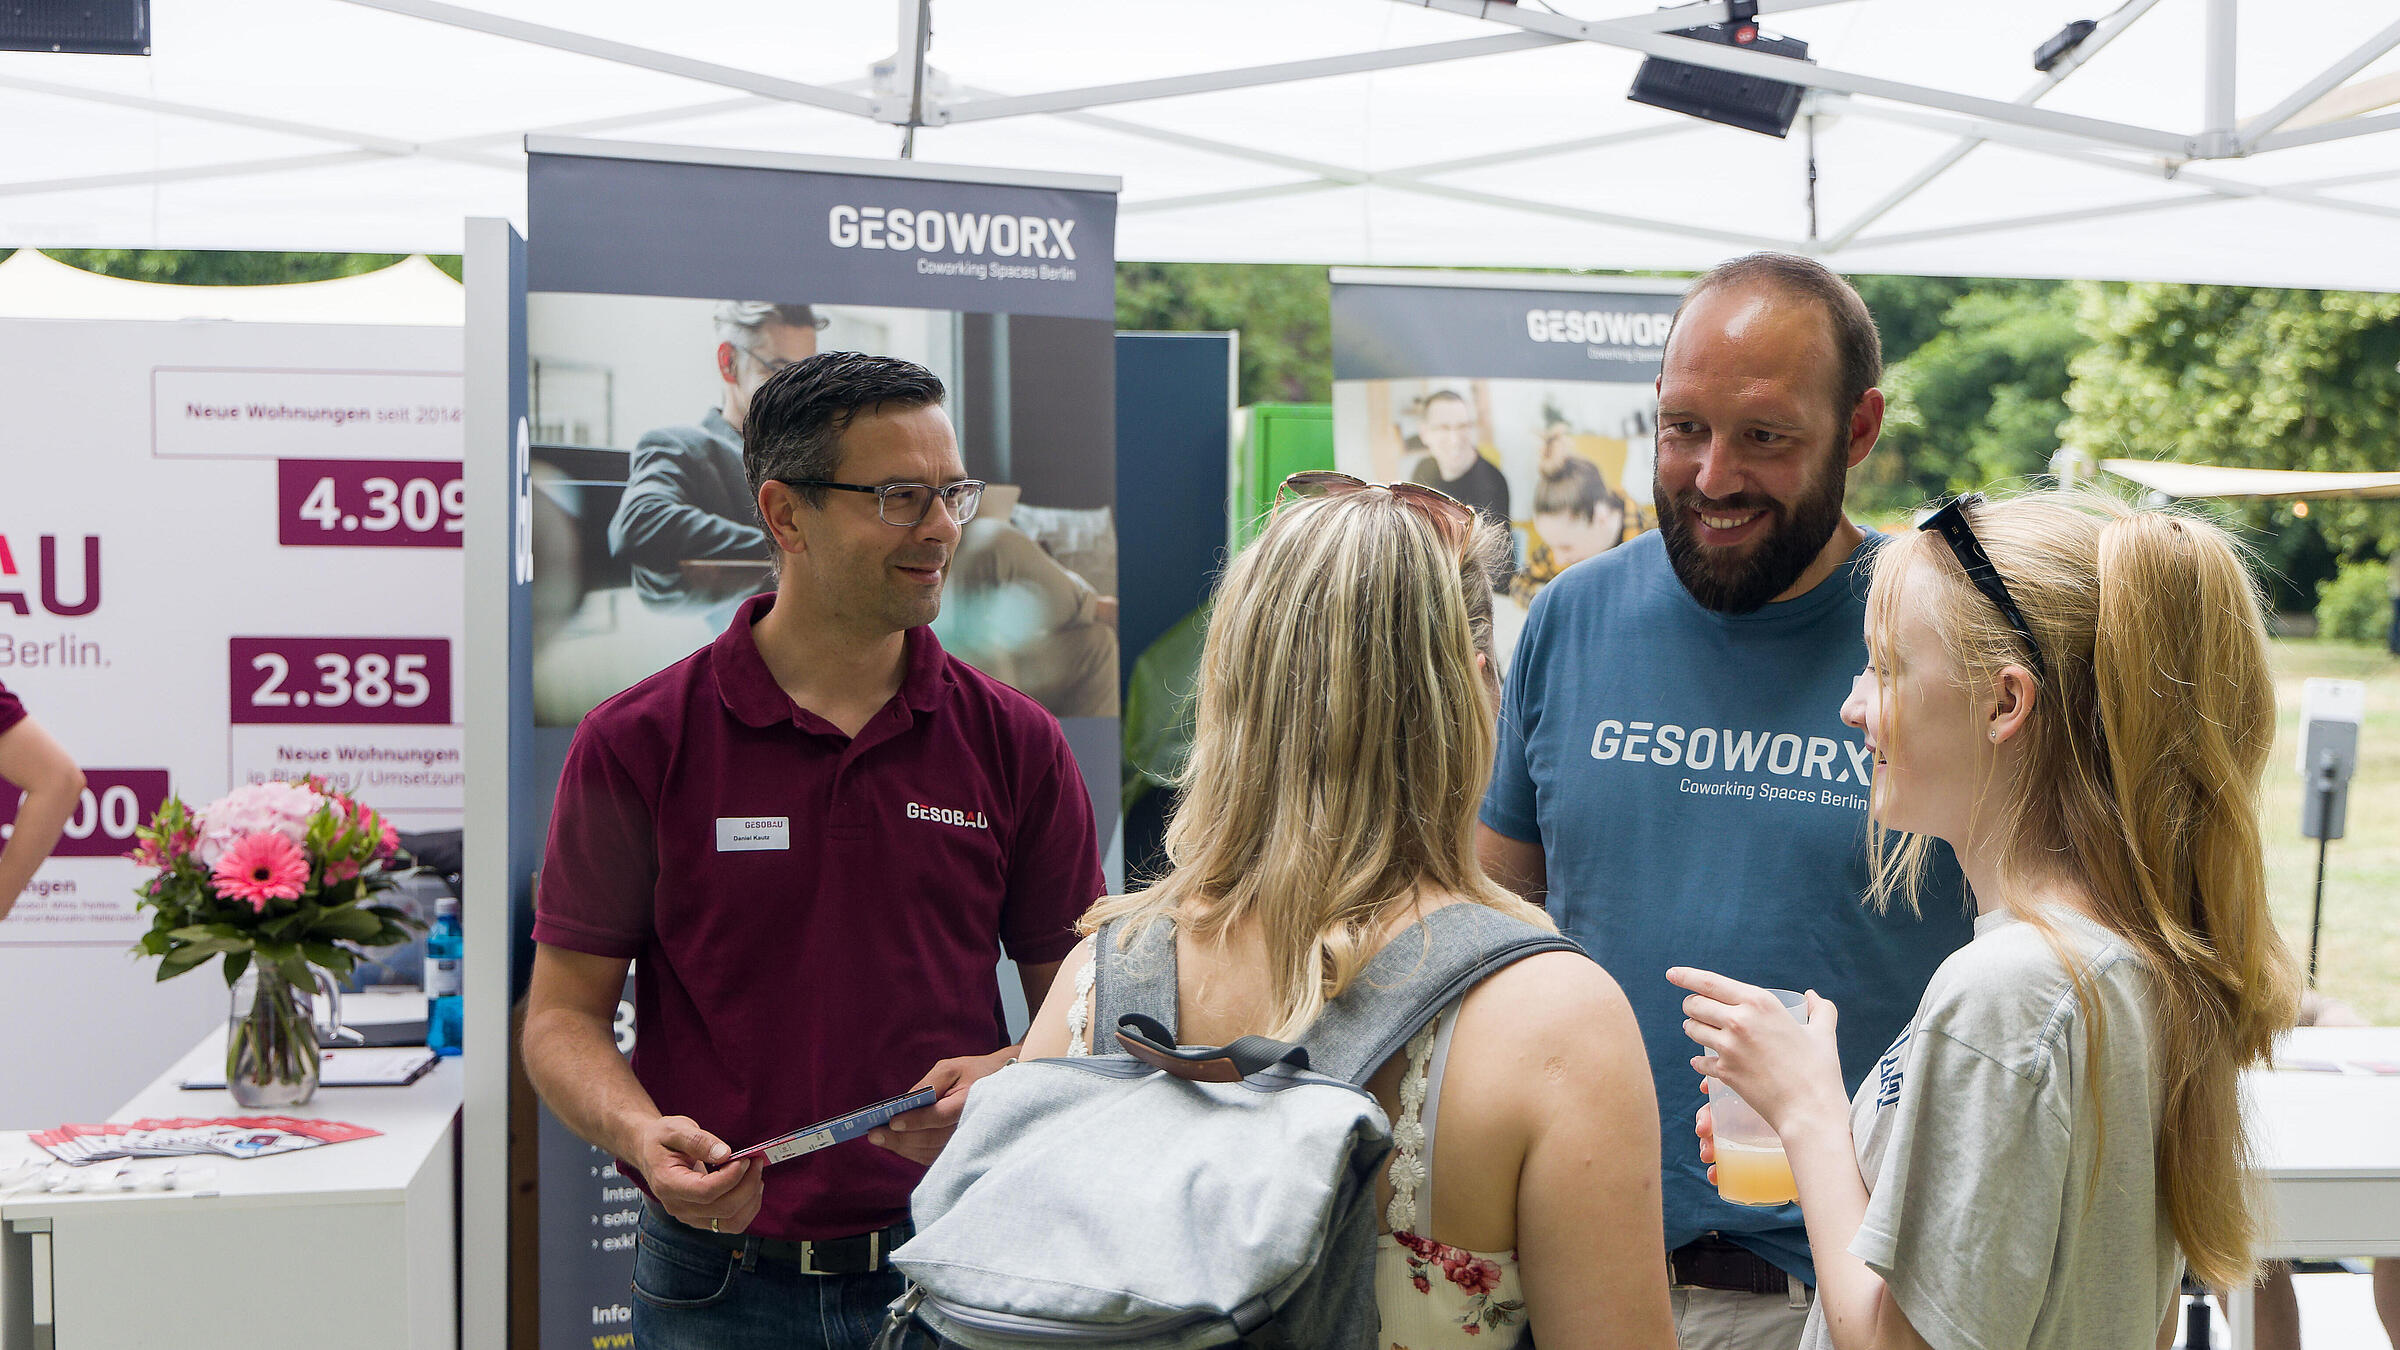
1854, 274, 1973, 366
1, 249, 464, 284
1115, 262, 1330, 405
2315, 559, 2392, 644
2064, 282, 2400, 593
1850, 277, 2085, 514
40, 249, 400, 284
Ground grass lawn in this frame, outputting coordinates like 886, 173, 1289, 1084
2263, 638, 2400, 1024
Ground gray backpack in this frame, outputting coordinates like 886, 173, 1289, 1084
875, 903, 1582, 1349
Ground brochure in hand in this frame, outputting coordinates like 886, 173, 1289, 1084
726, 1086, 940, 1167
29, 1117, 381, 1165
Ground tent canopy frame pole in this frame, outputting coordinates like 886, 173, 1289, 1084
1821, 0, 2170, 251
2237, 16, 2400, 154
330, 0, 880, 118
1396, 0, 2203, 157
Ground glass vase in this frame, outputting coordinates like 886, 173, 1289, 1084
226, 964, 322, 1108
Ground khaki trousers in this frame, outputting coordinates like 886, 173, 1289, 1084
1671, 1278, 1812, 1350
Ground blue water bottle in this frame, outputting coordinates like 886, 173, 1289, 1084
426, 893, 463, 1056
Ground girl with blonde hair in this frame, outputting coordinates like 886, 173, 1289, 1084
1019, 476, 1676, 1348
1670, 490, 2299, 1349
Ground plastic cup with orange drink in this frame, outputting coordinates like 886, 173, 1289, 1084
1706, 988, 1809, 1207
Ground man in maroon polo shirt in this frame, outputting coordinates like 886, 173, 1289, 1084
522, 351, 1103, 1350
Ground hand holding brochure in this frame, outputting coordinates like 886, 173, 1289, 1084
727, 1087, 939, 1166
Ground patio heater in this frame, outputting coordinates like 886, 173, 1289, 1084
0, 0, 149, 55
1626, 1, 1813, 138
2297, 678, 2364, 986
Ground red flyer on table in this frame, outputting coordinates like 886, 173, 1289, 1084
29, 1117, 382, 1165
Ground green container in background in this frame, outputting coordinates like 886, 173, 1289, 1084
1233, 402, 1334, 549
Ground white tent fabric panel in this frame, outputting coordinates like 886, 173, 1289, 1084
2, 0, 2396, 288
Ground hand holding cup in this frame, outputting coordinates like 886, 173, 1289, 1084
1665, 969, 1847, 1205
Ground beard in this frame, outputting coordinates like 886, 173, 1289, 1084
1655, 447, 1847, 615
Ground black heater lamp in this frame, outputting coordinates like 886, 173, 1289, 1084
0, 0, 149, 55
1628, 2, 1815, 139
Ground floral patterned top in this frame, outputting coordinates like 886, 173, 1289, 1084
1375, 1011, 1527, 1347
1064, 966, 1528, 1346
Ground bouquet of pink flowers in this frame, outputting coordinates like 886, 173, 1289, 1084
131, 776, 422, 987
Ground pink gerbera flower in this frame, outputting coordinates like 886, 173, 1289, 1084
212, 832, 310, 911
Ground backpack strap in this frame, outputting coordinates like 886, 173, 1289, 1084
1302, 904, 1585, 1086
1115, 1014, 1311, 1081
1091, 913, 1181, 1043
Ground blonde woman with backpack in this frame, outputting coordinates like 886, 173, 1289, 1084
1013, 476, 1678, 1348
1670, 492, 2299, 1350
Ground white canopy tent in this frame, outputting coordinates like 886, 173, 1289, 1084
2103, 459, 2400, 500
2, 0, 2397, 289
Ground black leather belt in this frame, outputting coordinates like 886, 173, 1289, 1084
1670, 1235, 1792, 1295
689, 1218, 910, 1276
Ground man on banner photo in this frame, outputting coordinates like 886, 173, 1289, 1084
1405, 386, 1512, 529
524, 351, 1103, 1350
607, 300, 827, 612
1478, 254, 1970, 1350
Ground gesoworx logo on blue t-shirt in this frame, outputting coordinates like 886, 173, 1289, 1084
1483, 528, 1970, 1287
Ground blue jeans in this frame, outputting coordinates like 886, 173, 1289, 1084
629, 1203, 936, 1350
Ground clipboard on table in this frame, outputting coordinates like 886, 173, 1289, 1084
725, 1086, 939, 1166
182, 1047, 439, 1091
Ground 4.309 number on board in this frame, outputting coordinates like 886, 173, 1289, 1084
275, 458, 464, 549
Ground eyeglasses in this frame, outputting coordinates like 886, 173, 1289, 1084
738, 332, 830, 377
1276, 470, 1474, 548
775, 478, 987, 527
1917, 494, 2047, 679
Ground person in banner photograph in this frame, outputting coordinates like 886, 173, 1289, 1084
1405, 387, 1511, 528
1526, 451, 1627, 580
606, 300, 826, 611
530, 295, 1120, 730
934, 484, 1120, 719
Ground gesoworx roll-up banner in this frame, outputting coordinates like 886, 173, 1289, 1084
0, 316, 463, 1126
1330, 269, 1688, 670
514, 139, 1119, 1345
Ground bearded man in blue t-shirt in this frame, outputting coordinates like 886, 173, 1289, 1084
1479, 253, 1970, 1350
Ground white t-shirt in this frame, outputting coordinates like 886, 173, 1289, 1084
1797, 907, 2178, 1350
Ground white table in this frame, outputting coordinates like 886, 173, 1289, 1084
2223, 1026, 2400, 1350
0, 1019, 462, 1350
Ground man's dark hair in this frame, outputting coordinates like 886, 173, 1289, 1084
1666, 252, 1882, 417
1534, 455, 1619, 523
1422, 388, 1469, 412
742, 351, 946, 510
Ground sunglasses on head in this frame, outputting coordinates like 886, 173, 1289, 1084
1276, 471, 1475, 548
1917, 494, 2047, 679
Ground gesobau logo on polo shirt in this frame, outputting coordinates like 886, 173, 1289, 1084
907, 801, 989, 830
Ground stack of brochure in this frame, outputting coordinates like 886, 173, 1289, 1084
30, 1117, 381, 1165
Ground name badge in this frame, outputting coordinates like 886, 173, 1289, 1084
716, 817, 790, 852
